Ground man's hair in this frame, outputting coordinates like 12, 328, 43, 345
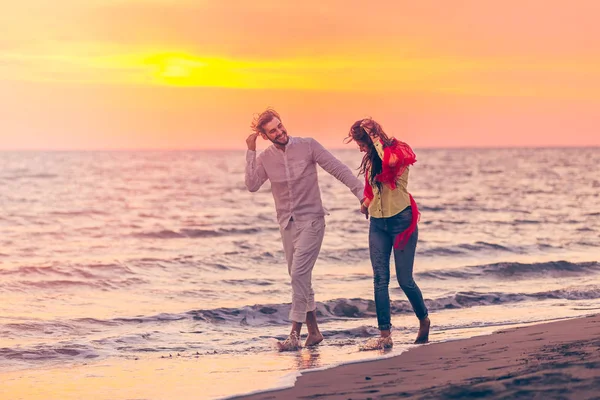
251, 108, 281, 135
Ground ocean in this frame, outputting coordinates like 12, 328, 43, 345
1, 147, 599, 399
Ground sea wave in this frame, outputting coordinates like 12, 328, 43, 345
417, 260, 600, 280
0, 344, 100, 364
184, 285, 600, 327
2, 286, 600, 366
0, 263, 134, 277
419, 241, 518, 256
15, 288, 599, 342
133, 227, 274, 239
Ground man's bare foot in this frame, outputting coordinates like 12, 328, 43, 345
414, 317, 430, 344
304, 333, 324, 347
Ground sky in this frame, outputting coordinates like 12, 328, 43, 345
1, 0, 599, 150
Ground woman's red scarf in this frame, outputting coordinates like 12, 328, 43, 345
364, 138, 420, 249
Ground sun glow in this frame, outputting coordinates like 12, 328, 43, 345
138, 52, 493, 91
2, 46, 597, 97
140, 53, 250, 88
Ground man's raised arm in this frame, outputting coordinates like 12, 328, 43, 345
245, 133, 268, 192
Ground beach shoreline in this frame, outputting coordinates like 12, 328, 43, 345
2, 314, 600, 399
237, 314, 600, 400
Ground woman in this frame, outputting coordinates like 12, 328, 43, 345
346, 118, 430, 350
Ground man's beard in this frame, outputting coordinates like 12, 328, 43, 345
269, 132, 289, 146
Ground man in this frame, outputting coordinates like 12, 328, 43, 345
245, 108, 364, 351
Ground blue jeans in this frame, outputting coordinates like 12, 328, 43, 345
369, 207, 428, 331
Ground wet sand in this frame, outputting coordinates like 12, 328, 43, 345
240, 314, 600, 399
3, 315, 599, 399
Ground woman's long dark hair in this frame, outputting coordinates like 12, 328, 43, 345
345, 118, 395, 191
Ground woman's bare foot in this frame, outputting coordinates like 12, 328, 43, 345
277, 331, 302, 352
414, 317, 430, 344
304, 333, 324, 347
359, 335, 393, 351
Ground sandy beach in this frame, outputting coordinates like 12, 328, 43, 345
240, 314, 600, 400
4, 314, 599, 400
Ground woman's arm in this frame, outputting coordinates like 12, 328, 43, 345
362, 127, 417, 189
363, 127, 399, 167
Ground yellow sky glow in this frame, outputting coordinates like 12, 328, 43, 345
3, 49, 598, 98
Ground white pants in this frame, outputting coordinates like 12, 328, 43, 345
280, 217, 326, 323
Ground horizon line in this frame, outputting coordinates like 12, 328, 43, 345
0, 144, 599, 152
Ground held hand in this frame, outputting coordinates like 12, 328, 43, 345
360, 198, 369, 220
360, 203, 369, 219
246, 132, 259, 151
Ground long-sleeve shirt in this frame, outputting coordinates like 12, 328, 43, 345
365, 139, 412, 218
245, 136, 364, 228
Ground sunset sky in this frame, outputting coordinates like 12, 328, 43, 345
1, 0, 598, 150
